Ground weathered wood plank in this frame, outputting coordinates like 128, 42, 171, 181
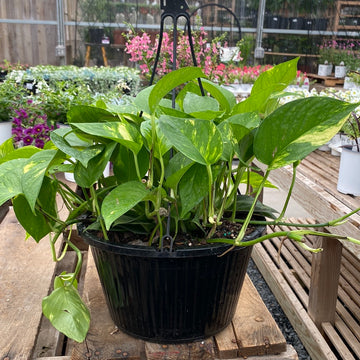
322, 322, 355, 360
0, 209, 61, 360
308, 236, 342, 329
261, 238, 309, 309
145, 340, 215, 360
252, 243, 338, 360
214, 322, 238, 358
253, 210, 360, 360
228, 345, 298, 360
232, 276, 287, 358
35, 357, 71, 360
334, 316, 360, 359
254, 157, 360, 258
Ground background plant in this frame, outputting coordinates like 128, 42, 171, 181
125, 28, 241, 83
0, 77, 27, 122
11, 98, 55, 148
8, 65, 141, 95
1, 65, 141, 127
318, 40, 360, 68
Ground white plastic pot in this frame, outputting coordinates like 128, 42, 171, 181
334, 65, 346, 79
64, 160, 111, 183
318, 64, 332, 76
0, 121, 12, 144
337, 147, 360, 196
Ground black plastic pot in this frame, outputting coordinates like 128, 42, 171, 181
80, 223, 266, 343
88, 28, 104, 44
313, 18, 328, 31
289, 17, 305, 30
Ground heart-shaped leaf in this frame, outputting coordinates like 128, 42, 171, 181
72, 121, 143, 155
158, 116, 223, 165
102, 181, 149, 230
179, 164, 208, 217
42, 284, 90, 343
254, 97, 360, 169
0, 158, 27, 204
22, 150, 58, 211
149, 67, 205, 113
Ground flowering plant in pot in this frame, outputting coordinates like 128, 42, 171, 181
124, 28, 240, 83
0, 76, 29, 144
0, 58, 360, 344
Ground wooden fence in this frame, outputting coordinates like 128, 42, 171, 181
0, 0, 78, 66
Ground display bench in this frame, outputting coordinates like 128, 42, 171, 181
253, 150, 360, 360
307, 73, 345, 87
0, 175, 298, 360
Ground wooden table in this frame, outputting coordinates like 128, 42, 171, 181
85, 43, 109, 67
253, 149, 360, 360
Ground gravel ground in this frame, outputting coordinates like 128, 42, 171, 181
247, 259, 311, 360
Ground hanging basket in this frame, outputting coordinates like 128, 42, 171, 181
80, 222, 266, 343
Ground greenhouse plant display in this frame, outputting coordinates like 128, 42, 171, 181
0, 58, 360, 344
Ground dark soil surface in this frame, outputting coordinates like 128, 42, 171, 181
108, 220, 256, 249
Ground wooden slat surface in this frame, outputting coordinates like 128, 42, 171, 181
231, 276, 287, 357
254, 150, 360, 259
252, 217, 360, 360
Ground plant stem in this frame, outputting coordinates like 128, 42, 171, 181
275, 161, 299, 222
90, 186, 108, 241
206, 164, 216, 223
65, 237, 83, 285
208, 229, 353, 251
133, 150, 142, 181
234, 168, 270, 245
230, 160, 248, 222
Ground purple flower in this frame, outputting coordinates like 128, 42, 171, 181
20, 109, 28, 118
33, 124, 44, 134
24, 128, 33, 136
34, 138, 44, 148
12, 127, 23, 136
23, 135, 33, 145
12, 117, 21, 126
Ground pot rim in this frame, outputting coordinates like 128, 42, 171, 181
78, 222, 266, 258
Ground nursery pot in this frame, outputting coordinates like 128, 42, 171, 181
318, 64, 333, 77
334, 65, 346, 79
80, 222, 266, 343
337, 146, 360, 196
0, 121, 12, 144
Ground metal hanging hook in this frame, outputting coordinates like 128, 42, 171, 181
150, 0, 204, 252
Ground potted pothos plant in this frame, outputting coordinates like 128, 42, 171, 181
0, 58, 360, 344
